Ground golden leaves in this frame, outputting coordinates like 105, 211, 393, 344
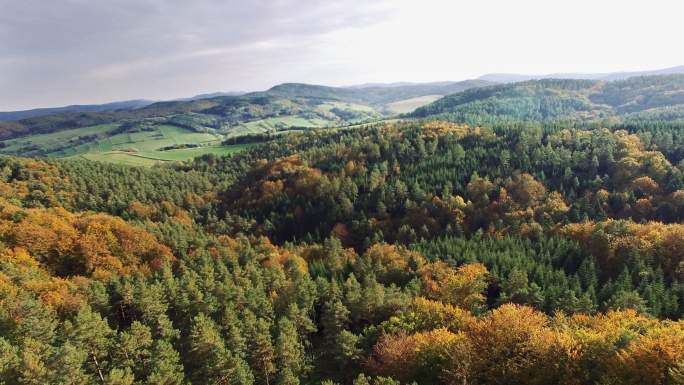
369, 302, 684, 385
0, 201, 174, 278
420, 262, 488, 312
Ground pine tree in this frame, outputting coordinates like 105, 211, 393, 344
321, 282, 350, 352
276, 317, 307, 385
53, 342, 89, 385
112, 321, 153, 378
251, 318, 276, 385
18, 339, 52, 385
64, 306, 114, 383
0, 338, 19, 385
146, 340, 185, 385
14, 296, 57, 345
106, 367, 135, 385
221, 306, 247, 360
187, 313, 231, 384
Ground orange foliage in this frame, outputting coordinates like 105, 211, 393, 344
236, 155, 327, 207
631, 176, 660, 196
506, 173, 547, 207
128, 200, 158, 219
466, 304, 564, 384
0, 200, 174, 279
368, 328, 465, 383
344, 160, 357, 176
541, 191, 570, 218
0, 247, 87, 313
404, 297, 475, 332
466, 175, 494, 203
420, 121, 496, 141
420, 262, 488, 311
257, 237, 309, 275
0, 159, 75, 206
614, 327, 684, 383
613, 131, 672, 186
369, 304, 684, 385
560, 220, 684, 280
365, 244, 426, 277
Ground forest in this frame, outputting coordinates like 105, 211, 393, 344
3, 76, 684, 384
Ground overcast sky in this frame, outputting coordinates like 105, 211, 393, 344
2, 0, 684, 110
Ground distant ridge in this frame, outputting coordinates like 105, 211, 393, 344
0, 92, 252, 121
0, 100, 154, 121
412, 74, 684, 122
176, 91, 246, 101
344, 81, 459, 89
257, 79, 494, 106
6, 65, 684, 120
479, 65, 684, 83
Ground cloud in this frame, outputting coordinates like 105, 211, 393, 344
0, 0, 395, 109
1, 0, 683, 110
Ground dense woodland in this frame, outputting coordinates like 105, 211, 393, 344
411, 75, 684, 124
4, 76, 684, 384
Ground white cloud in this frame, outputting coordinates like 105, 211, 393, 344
1, 0, 683, 110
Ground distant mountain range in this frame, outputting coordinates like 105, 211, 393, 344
345, 81, 457, 89
0, 81, 489, 122
174, 91, 246, 101
479, 65, 684, 83
3, 65, 684, 123
0, 92, 251, 122
0, 100, 155, 121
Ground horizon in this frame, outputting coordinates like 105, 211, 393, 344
3, 0, 684, 110
4, 64, 684, 112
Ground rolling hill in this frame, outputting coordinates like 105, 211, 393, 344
0, 79, 492, 165
412, 74, 684, 123
0, 99, 154, 121
0, 92, 248, 122
0, 96, 379, 165
5, 75, 684, 166
259, 79, 494, 110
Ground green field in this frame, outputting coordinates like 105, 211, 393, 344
0, 99, 384, 166
0, 124, 119, 156
225, 101, 380, 136
234, 116, 330, 134
75, 125, 255, 166
79, 144, 252, 166
0, 124, 254, 166
385, 95, 443, 114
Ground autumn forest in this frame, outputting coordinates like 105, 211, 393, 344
4, 75, 684, 385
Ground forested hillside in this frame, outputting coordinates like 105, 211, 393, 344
3, 103, 684, 384
412, 75, 684, 124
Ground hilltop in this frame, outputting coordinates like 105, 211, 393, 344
412, 74, 684, 123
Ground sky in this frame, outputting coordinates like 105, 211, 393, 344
1, 0, 684, 110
